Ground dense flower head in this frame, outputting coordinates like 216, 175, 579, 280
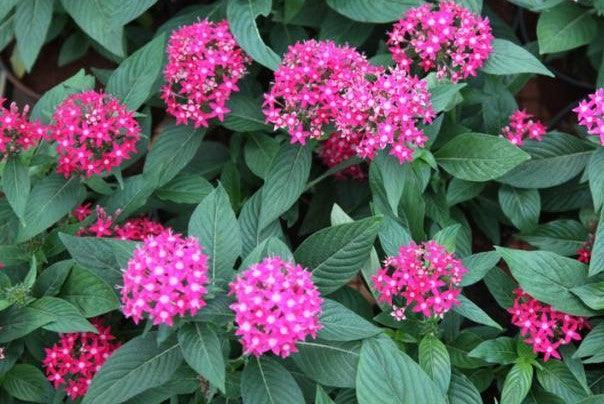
387, 1, 493, 82
0, 98, 45, 157
229, 257, 323, 358
336, 68, 435, 163
372, 240, 466, 320
52, 90, 140, 178
318, 132, 365, 180
574, 88, 604, 145
42, 319, 120, 399
263, 39, 381, 144
509, 289, 590, 361
162, 19, 250, 127
121, 230, 209, 326
76, 206, 167, 241
501, 110, 547, 146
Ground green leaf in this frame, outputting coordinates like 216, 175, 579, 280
100, 174, 155, 218
60, 233, 137, 287
319, 10, 372, 47
258, 143, 312, 230
572, 282, 604, 310
156, 174, 213, 204
537, 2, 597, 54
30, 296, 95, 333
427, 77, 466, 113
106, 33, 166, 110
315, 386, 335, 404
501, 361, 533, 404
223, 95, 271, 132
58, 32, 89, 66
590, 209, 604, 276
496, 247, 595, 316
377, 215, 412, 257
31, 69, 96, 123
356, 336, 444, 404
14, 0, 53, 71
83, 333, 183, 404
239, 237, 293, 270
588, 147, 604, 211
0, 306, 54, 343
435, 133, 530, 182
33, 260, 73, 297
536, 360, 588, 403
318, 299, 382, 342
447, 372, 482, 404
60, 266, 120, 317
2, 152, 30, 223
460, 251, 500, 286
238, 191, 284, 257
244, 133, 280, 179
189, 184, 241, 286
240, 357, 304, 404
419, 335, 451, 396
2, 364, 54, 403
178, 323, 225, 393
483, 39, 553, 77
433, 224, 461, 253
17, 175, 84, 242
468, 337, 516, 365
484, 267, 517, 309
574, 323, 604, 363
326, 0, 421, 23
143, 124, 204, 187
293, 340, 360, 388
454, 295, 503, 330
446, 178, 484, 206
227, 0, 281, 70
294, 216, 382, 294
498, 185, 540, 232
520, 220, 588, 257
0, 0, 19, 21
498, 132, 594, 189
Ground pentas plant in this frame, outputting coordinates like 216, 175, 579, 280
4, 1, 604, 403
373, 241, 466, 320
0, 99, 45, 157
162, 19, 250, 127
229, 257, 323, 358
51, 90, 140, 177
509, 289, 590, 361
500, 110, 547, 146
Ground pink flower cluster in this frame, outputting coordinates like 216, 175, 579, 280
263, 40, 381, 144
387, 1, 493, 82
75, 205, 167, 241
574, 88, 604, 145
229, 257, 323, 358
42, 319, 120, 399
121, 231, 209, 326
372, 241, 466, 320
264, 40, 434, 164
501, 110, 547, 146
52, 90, 140, 178
509, 289, 590, 361
0, 99, 45, 158
162, 20, 250, 127
336, 68, 434, 163
318, 133, 365, 180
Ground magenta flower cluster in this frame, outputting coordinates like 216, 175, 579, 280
121, 231, 209, 326
229, 257, 323, 358
42, 319, 120, 399
388, 1, 493, 82
0, 98, 45, 157
337, 68, 435, 163
574, 88, 604, 145
263, 40, 380, 144
75, 205, 167, 241
51, 90, 140, 178
318, 133, 366, 180
501, 110, 547, 146
372, 241, 466, 320
162, 19, 250, 128
509, 289, 590, 361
